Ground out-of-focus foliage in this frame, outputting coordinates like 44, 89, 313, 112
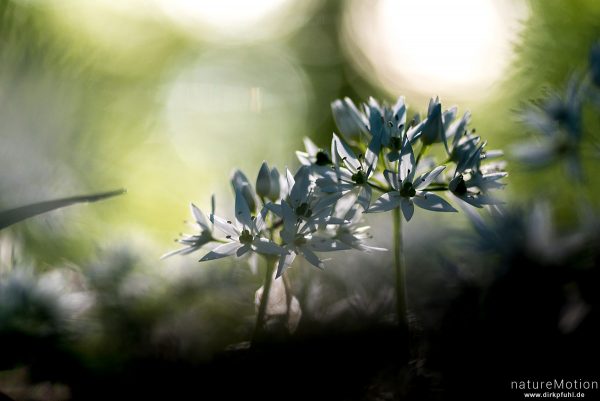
476, 0, 600, 216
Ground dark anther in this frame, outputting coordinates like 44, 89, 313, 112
227, 220, 232, 224
316, 150, 331, 166
226, 235, 232, 239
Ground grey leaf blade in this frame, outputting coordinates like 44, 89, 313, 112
0, 188, 125, 230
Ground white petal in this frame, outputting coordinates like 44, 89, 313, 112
383, 169, 399, 190
296, 151, 312, 166
367, 192, 401, 213
281, 202, 298, 233
211, 215, 240, 238
253, 207, 269, 233
200, 242, 241, 261
252, 238, 284, 255
399, 136, 416, 182
290, 166, 311, 208
413, 192, 457, 213
276, 252, 296, 278
236, 244, 252, 257
235, 187, 253, 228
414, 165, 446, 190
400, 198, 415, 221
333, 133, 360, 172
265, 202, 282, 217
285, 168, 295, 197
160, 246, 198, 259
300, 247, 324, 269
308, 236, 352, 252
303, 137, 320, 156
357, 185, 372, 210
190, 203, 210, 230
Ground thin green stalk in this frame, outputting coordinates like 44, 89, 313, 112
368, 180, 390, 193
393, 207, 407, 328
282, 273, 293, 327
252, 256, 276, 343
415, 144, 428, 164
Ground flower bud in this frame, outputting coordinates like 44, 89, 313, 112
268, 167, 281, 202
331, 97, 369, 145
231, 169, 257, 212
420, 98, 443, 146
256, 161, 271, 198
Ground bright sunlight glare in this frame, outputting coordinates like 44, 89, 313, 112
345, 0, 526, 98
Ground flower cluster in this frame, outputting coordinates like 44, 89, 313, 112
165, 95, 507, 278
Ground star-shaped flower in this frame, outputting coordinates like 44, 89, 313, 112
267, 166, 343, 232
161, 199, 216, 259
199, 189, 284, 261
316, 134, 375, 210
275, 202, 352, 277
367, 136, 456, 221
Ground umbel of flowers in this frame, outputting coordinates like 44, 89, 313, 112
164, 95, 507, 338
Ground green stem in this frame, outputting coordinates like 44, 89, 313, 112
416, 144, 428, 164
393, 207, 408, 328
282, 273, 293, 327
252, 256, 276, 343
368, 181, 390, 193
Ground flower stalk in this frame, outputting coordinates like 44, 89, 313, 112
393, 207, 408, 328
253, 255, 277, 342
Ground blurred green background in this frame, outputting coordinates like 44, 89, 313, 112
1, 0, 599, 266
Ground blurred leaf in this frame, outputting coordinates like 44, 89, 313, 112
0, 189, 125, 230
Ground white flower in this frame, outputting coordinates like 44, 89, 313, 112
267, 166, 343, 232
316, 134, 375, 210
331, 205, 386, 252
331, 97, 369, 145
275, 202, 352, 277
161, 200, 215, 259
199, 189, 284, 262
367, 136, 456, 221
296, 137, 333, 170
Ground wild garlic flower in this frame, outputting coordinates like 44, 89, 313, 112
275, 202, 351, 277
330, 97, 369, 145
267, 166, 343, 232
199, 189, 284, 262
330, 204, 386, 252
368, 136, 456, 221
316, 134, 375, 210
161, 201, 215, 259
296, 137, 333, 171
